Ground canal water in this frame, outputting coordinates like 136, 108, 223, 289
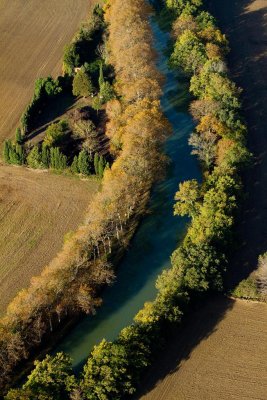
55, 11, 201, 370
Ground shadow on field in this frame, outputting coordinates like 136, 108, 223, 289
26, 92, 76, 142
207, 0, 267, 288
134, 296, 234, 399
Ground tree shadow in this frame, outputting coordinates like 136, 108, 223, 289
133, 296, 234, 399
25, 92, 76, 142
206, 0, 267, 288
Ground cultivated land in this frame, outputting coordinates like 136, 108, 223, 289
138, 1, 267, 398
0, 0, 91, 144
0, 165, 99, 314
139, 298, 267, 400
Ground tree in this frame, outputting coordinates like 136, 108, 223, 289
27, 146, 42, 169
98, 62, 104, 88
63, 43, 80, 75
189, 130, 217, 169
43, 120, 68, 147
41, 145, 50, 168
22, 353, 76, 400
78, 150, 91, 175
171, 30, 207, 74
15, 128, 23, 144
71, 156, 79, 174
174, 180, 201, 218
94, 152, 99, 175
100, 81, 114, 103
166, 0, 202, 15
98, 155, 105, 178
92, 96, 102, 114
73, 120, 99, 157
3, 140, 11, 163
50, 147, 67, 170
81, 340, 135, 400
72, 70, 94, 97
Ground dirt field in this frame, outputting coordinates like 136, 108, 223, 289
0, 0, 91, 144
138, 297, 267, 400
0, 165, 99, 313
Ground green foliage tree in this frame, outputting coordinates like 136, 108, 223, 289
71, 155, 79, 174
166, 0, 202, 15
174, 179, 201, 218
3, 140, 11, 163
27, 146, 42, 169
41, 145, 50, 168
94, 152, 99, 175
50, 147, 67, 170
100, 81, 115, 104
63, 43, 80, 75
15, 128, 23, 144
73, 70, 94, 98
21, 353, 75, 400
81, 339, 135, 400
43, 120, 68, 147
98, 62, 104, 88
92, 96, 102, 114
98, 155, 105, 178
171, 30, 207, 74
78, 149, 91, 175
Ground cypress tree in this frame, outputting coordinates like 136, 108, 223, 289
78, 149, 90, 175
16, 144, 25, 165
71, 156, 79, 174
50, 147, 55, 169
94, 153, 99, 175
27, 146, 41, 168
98, 155, 105, 178
99, 62, 104, 88
15, 127, 23, 144
3, 140, 10, 163
41, 145, 50, 168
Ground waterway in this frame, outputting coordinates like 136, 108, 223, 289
55, 11, 201, 370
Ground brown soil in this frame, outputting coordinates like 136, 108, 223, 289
0, 0, 91, 144
0, 165, 99, 314
138, 297, 267, 400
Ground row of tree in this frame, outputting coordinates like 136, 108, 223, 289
4, 1, 251, 398
0, 0, 170, 394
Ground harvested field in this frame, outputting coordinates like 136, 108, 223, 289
0, 165, 99, 313
139, 297, 267, 400
0, 0, 93, 144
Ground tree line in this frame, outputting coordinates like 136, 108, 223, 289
3, 0, 251, 398
0, 0, 170, 394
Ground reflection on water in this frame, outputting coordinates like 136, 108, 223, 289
54, 14, 201, 370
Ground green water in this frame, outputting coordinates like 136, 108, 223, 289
55, 13, 201, 370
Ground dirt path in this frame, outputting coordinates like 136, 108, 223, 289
207, 0, 267, 286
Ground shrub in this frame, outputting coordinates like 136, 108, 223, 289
43, 120, 68, 147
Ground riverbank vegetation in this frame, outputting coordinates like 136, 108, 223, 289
0, 0, 170, 394
2, 0, 252, 398
3, 0, 251, 398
